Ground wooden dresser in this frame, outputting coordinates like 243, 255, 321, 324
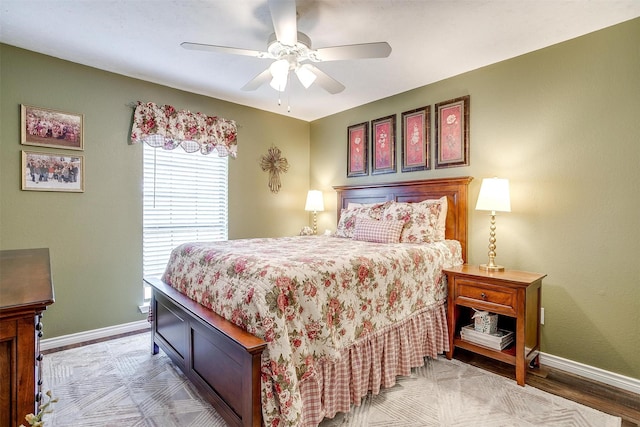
0, 248, 55, 427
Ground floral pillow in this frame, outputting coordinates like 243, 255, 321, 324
353, 218, 406, 244
335, 202, 389, 238
381, 196, 448, 243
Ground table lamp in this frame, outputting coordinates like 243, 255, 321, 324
475, 177, 511, 271
304, 190, 324, 234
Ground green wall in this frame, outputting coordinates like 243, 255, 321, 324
310, 19, 640, 380
0, 45, 310, 338
2, 18, 638, 381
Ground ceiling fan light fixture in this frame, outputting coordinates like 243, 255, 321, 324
269, 59, 290, 91
182, 1, 389, 96
295, 64, 317, 88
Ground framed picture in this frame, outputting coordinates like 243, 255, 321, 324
347, 122, 369, 177
21, 104, 84, 150
401, 106, 430, 172
22, 150, 85, 192
435, 95, 469, 169
371, 114, 396, 175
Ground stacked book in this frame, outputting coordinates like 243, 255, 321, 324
460, 324, 514, 350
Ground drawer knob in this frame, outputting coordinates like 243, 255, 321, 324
481, 292, 487, 299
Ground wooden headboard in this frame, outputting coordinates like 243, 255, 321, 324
333, 177, 473, 262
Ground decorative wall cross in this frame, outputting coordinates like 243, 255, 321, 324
260, 145, 289, 193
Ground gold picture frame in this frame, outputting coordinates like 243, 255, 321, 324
22, 150, 85, 192
21, 104, 84, 150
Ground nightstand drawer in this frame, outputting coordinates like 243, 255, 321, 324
456, 279, 516, 314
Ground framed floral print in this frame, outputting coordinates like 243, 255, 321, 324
21, 104, 84, 150
401, 106, 430, 172
347, 122, 369, 177
435, 95, 469, 169
22, 150, 85, 192
371, 114, 396, 175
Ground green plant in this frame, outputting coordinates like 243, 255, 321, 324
19, 390, 58, 427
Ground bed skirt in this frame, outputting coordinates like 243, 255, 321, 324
299, 300, 449, 426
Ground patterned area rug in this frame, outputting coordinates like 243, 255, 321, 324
41, 332, 620, 427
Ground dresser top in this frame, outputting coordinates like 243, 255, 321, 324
1, 248, 55, 312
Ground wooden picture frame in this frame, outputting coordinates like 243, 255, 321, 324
21, 104, 84, 150
371, 114, 396, 175
22, 150, 85, 192
347, 122, 369, 177
435, 95, 469, 169
401, 106, 430, 172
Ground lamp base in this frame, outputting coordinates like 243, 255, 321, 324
479, 263, 505, 272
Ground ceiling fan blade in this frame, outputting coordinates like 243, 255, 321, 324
268, 0, 297, 46
241, 68, 273, 91
305, 65, 345, 94
313, 42, 392, 61
181, 42, 268, 58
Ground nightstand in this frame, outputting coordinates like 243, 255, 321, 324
444, 265, 546, 386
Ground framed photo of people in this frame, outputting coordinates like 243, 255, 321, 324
21, 104, 84, 150
371, 114, 396, 175
401, 106, 430, 172
347, 122, 369, 177
435, 95, 469, 169
22, 150, 85, 192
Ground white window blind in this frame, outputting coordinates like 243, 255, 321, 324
143, 143, 228, 299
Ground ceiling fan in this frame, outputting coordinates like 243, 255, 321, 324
181, 0, 392, 95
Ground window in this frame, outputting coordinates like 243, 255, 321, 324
142, 143, 228, 302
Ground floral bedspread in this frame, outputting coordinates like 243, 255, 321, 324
161, 236, 462, 427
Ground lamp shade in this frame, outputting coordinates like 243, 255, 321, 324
269, 59, 289, 91
304, 190, 324, 212
295, 64, 317, 89
475, 178, 511, 212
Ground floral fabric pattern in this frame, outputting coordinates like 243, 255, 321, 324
382, 197, 448, 243
161, 236, 462, 427
130, 101, 238, 157
334, 202, 390, 238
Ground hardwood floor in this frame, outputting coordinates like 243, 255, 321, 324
454, 349, 640, 427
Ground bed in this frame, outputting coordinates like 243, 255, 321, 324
146, 176, 472, 427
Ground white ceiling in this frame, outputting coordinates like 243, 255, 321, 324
1, 1, 639, 122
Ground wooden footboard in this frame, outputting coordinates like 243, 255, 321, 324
145, 277, 266, 427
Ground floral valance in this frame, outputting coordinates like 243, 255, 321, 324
130, 101, 238, 158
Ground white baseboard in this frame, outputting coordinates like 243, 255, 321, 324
540, 352, 640, 395
41, 320, 149, 352
40, 321, 639, 396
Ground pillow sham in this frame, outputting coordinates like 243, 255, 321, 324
353, 217, 406, 244
381, 196, 448, 243
335, 202, 389, 238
